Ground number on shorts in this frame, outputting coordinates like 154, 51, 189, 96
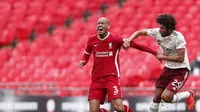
113, 86, 119, 95
171, 79, 182, 91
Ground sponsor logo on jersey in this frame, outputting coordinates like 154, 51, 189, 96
95, 51, 113, 57
94, 44, 99, 47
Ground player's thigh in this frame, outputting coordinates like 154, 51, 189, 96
166, 69, 189, 93
155, 67, 172, 89
89, 99, 101, 112
88, 88, 107, 104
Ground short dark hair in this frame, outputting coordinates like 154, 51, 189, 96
156, 14, 177, 30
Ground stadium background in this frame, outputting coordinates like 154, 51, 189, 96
0, 0, 199, 111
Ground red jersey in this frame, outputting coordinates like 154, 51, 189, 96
82, 33, 157, 81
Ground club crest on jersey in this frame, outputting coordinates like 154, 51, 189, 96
109, 42, 112, 49
109, 51, 113, 56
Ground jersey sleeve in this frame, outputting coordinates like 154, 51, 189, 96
176, 33, 186, 49
115, 34, 124, 45
147, 28, 159, 39
81, 37, 93, 61
130, 41, 157, 55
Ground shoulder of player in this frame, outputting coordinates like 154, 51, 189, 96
147, 28, 160, 36
109, 33, 123, 40
88, 34, 97, 39
149, 28, 159, 32
155, 28, 160, 32
173, 31, 185, 40
87, 34, 98, 41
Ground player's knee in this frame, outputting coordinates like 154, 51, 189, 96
161, 94, 173, 102
90, 109, 98, 112
100, 108, 108, 112
113, 103, 124, 112
90, 107, 99, 112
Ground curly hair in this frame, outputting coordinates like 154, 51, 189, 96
156, 14, 177, 30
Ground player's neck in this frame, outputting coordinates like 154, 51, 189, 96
98, 32, 109, 39
167, 30, 173, 36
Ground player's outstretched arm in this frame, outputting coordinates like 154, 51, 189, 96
128, 29, 148, 41
130, 41, 157, 56
123, 29, 148, 49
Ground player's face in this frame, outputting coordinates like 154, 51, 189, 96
97, 19, 109, 35
159, 24, 170, 37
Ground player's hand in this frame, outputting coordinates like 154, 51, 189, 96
123, 39, 130, 50
79, 60, 87, 69
163, 52, 169, 56
156, 52, 169, 63
156, 52, 163, 63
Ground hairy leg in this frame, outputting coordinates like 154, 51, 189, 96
111, 98, 124, 112
111, 98, 133, 112
89, 99, 101, 112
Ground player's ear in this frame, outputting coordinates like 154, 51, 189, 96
108, 25, 110, 29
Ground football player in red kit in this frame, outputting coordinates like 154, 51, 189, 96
79, 17, 157, 112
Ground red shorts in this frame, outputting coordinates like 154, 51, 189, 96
156, 67, 189, 93
88, 75, 122, 104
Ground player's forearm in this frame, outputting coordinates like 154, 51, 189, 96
128, 29, 148, 41
160, 55, 184, 62
81, 53, 90, 64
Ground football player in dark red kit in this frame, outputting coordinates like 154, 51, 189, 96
79, 17, 157, 112
123, 14, 194, 112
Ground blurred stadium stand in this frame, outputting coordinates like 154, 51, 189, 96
0, 0, 200, 97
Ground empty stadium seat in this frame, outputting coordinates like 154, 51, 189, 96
0, 28, 15, 45
16, 22, 33, 40
44, 0, 59, 14
87, 0, 103, 12
27, 1, 43, 15
71, 1, 87, 19
34, 14, 52, 33
0, 2, 11, 15
53, 5, 70, 25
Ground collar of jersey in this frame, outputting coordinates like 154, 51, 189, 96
97, 32, 110, 41
161, 31, 176, 39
